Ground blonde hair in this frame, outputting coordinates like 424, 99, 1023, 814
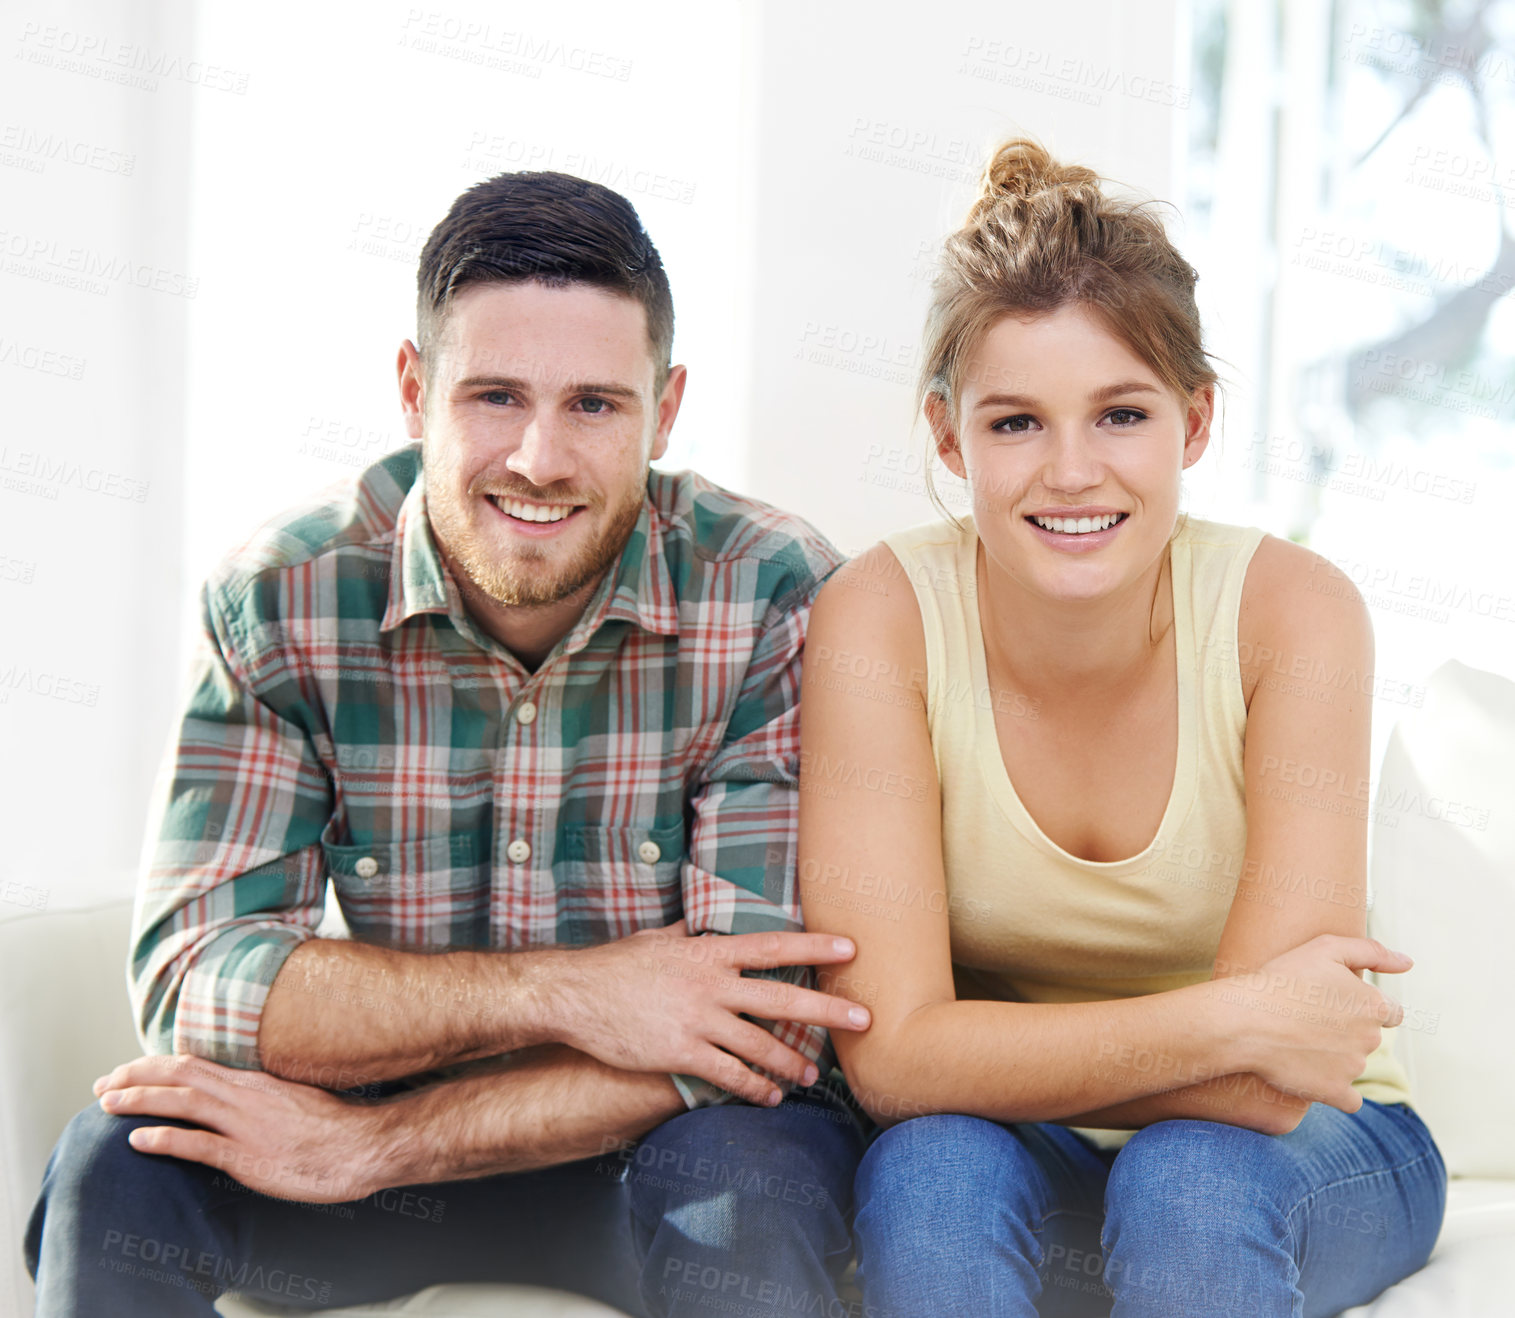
921, 139, 1217, 516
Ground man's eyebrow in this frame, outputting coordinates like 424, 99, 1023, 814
454, 374, 641, 400
971, 381, 1163, 409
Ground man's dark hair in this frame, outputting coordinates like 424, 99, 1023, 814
416, 171, 674, 390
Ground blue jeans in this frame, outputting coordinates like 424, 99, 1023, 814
853, 1100, 1446, 1318
25, 1085, 866, 1317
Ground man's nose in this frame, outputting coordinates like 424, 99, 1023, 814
505, 413, 575, 489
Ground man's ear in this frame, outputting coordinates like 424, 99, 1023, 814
398, 340, 426, 440
649, 364, 688, 463
1182, 384, 1214, 469
925, 392, 966, 479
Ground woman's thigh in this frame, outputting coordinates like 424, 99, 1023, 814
853, 1113, 1118, 1318
1102, 1100, 1446, 1318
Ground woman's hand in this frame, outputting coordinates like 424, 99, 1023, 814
1213, 934, 1411, 1115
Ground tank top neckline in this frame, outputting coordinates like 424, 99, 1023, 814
958, 520, 1200, 875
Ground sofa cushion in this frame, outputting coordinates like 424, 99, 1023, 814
0, 899, 141, 1318
1337, 1179, 1515, 1316
216, 1282, 632, 1316
1369, 661, 1515, 1179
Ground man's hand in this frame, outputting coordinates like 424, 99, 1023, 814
553, 921, 871, 1106
94, 1055, 390, 1204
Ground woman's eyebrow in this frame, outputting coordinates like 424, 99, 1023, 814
971, 380, 1161, 410
1088, 381, 1162, 403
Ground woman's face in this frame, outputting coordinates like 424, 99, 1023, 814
934, 302, 1211, 606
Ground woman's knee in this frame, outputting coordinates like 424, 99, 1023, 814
1104, 1118, 1295, 1240
855, 1114, 1045, 1236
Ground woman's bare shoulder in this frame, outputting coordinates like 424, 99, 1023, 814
810, 542, 931, 689
1238, 535, 1372, 705
1241, 534, 1368, 630
816, 542, 929, 631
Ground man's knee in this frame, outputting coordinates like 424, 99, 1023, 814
28, 1106, 179, 1277
44, 1105, 164, 1196
32, 1106, 217, 1244
625, 1097, 861, 1222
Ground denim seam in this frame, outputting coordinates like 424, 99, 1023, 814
1278, 1148, 1443, 1248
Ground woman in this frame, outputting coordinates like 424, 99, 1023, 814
798, 140, 1446, 1317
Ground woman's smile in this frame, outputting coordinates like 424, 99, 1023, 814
1024, 508, 1130, 551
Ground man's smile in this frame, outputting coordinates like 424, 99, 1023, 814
482, 493, 589, 537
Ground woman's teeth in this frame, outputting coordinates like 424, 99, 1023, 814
488, 496, 577, 523
1029, 513, 1124, 535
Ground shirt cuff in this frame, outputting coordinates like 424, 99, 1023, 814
154, 923, 313, 1068
669, 1072, 737, 1109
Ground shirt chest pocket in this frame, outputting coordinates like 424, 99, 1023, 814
556, 821, 685, 943
321, 824, 492, 950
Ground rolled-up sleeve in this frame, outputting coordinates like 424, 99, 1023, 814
130, 582, 332, 1068
672, 574, 835, 1108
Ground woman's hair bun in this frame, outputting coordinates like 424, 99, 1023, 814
977, 138, 1099, 205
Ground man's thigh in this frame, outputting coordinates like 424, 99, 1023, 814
621, 1086, 868, 1308
31, 1106, 648, 1316
240, 1145, 648, 1313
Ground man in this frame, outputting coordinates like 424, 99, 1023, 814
25, 171, 871, 1317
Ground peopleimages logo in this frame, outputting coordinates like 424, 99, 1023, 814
1311, 556, 1514, 625
0, 447, 149, 501
0, 123, 135, 176
99, 1231, 331, 1304
0, 663, 100, 707
0, 228, 197, 298
16, 22, 251, 93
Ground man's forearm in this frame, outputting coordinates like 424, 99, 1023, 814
368, 1045, 688, 1184
257, 938, 570, 1085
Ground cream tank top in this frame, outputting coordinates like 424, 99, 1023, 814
882, 514, 1411, 1148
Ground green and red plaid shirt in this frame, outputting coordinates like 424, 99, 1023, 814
131, 442, 845, 1107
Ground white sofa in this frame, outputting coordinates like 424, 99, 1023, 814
3, 660, 1513, 1316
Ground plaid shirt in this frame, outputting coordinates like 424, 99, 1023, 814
131, 442, 845, 1108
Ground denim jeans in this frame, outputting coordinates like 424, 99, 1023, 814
853, 1099, 1446, 1318
25, 1085, 866, 1317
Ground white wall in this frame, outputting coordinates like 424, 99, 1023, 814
1, 0, 195, 909
737, 0, 1185, 553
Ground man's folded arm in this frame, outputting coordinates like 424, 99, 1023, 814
133, 582, 581, 1086
368, 1046, 688, 1184
131, 581, 333, 1070
672, 578, 836, 1109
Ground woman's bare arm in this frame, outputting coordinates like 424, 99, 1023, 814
799, 546, 1401, 1133
1047, 540, 1401, 1134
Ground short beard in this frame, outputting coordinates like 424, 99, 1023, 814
427, 463, 646, 609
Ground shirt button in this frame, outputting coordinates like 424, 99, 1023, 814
506, 839, 531, 864
354, 856, 379, 879
516, 701, 538, 725
637, 840, 662, 865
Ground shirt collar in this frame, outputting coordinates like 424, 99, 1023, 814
381, 465, 451, 632
381, 469, 680, 643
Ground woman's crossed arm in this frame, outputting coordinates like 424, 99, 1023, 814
798, 544, 1406, 1136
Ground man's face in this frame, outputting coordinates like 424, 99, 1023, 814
401, 280, 683, 609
